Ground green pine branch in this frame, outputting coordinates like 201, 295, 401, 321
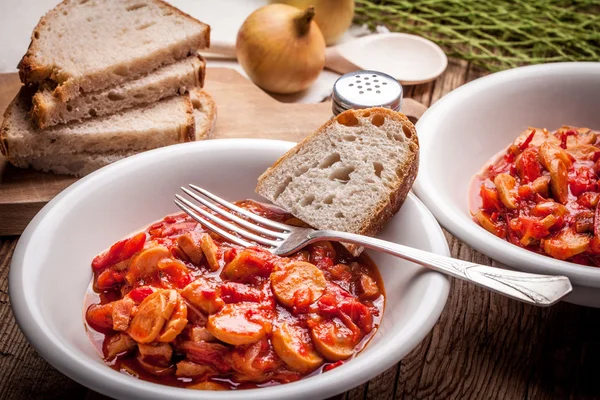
354, 0, 600, 72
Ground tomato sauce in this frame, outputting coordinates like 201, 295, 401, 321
469, 126, 600, 266
83, 200, 385, 390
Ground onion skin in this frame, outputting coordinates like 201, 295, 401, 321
274, 0, 354, 45
236, 4, 325, 94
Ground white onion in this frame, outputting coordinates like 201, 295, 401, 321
236, 4, 326, 94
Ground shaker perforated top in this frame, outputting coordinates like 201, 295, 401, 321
332, 70, 403, 116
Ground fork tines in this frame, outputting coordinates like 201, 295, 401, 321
174, 185, 289, 249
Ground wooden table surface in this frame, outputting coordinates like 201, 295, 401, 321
2, 59, 600, 400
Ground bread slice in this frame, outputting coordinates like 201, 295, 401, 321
1, 89, 216, 176
5, 105, 214, 177
190, 89, 217, 138
32, 54, 206, 128
256, 107, 419, 256
2, 88, 194, 156
18, 0, 210, 101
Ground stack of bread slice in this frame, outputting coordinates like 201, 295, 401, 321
0, 0, 215, 176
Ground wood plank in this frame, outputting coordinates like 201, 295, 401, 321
0, 67, 427, 235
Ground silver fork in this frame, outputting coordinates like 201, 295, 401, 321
174, 185, 572, 307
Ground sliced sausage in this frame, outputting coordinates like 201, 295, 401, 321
270, 261, 327, 308
575, 210, 595, 233
530, 176, 551, 197
542, 229, 590, 260
493, 173, 518, 209
207, 303, 267, 345
125, 244, 171, 284
128, 289, 178, 343
567, 144, 598, 160
223, 248, 275, 281
157, 296, 188, 342
513, 128, 559, 149
559, 126, 594, 148
531, 201, 568, 218
86, 302, 114, 330
200, 233, 220, 271
180, 277, 224, 315
474, 210, 502, 237
272, 322, 323, 373
539, 142, 573, 169
157, 258, 192, 288
548, 158, 569, 204
310, 318, 359, 361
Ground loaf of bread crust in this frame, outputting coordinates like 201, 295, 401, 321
18, 0, 210, 101
256, 107, 419, 256
32, 54, 206, 128
1, 88, 216, 176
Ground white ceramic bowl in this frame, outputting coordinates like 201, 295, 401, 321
413, 62, 600, 307
10, 139, 450, 399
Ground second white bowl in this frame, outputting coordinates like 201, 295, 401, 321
413, 62, 600, 307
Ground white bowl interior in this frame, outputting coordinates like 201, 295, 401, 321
11, 139, 449, 400
414, 62, 600, 287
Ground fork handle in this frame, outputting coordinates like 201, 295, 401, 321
308, 230, 572, 306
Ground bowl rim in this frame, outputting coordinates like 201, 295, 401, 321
413, 61, 600, 288
10, 138, 450, 400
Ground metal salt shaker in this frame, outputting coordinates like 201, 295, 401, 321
332, 70, 403, 116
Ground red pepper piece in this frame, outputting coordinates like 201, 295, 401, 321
316, 283, 373, 333
92, 232, 146, 271
570, 167, 598, 197
577, 192, 600, 208
292, 286, 312, 313
340, 300, 373, 333
516, 148, 542, 183
128, 286, 154, 303
480, 184, 504, 212
220, 282, 263, 303
158, 260, 193, 288
310, 245, 335, 271
323, 360, 344, 372
95, 268, 126, 290
223, 247, 239, 264
519, 129, 536, 151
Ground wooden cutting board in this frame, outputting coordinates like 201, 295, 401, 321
0, 67, 427, 235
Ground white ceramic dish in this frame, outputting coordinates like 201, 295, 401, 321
10, 139, 450, 399
413, 62, 600, 307
334, 33, 448, 85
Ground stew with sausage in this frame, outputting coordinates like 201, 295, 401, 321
84, 200, 385, 390
469, 126, 600, 266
